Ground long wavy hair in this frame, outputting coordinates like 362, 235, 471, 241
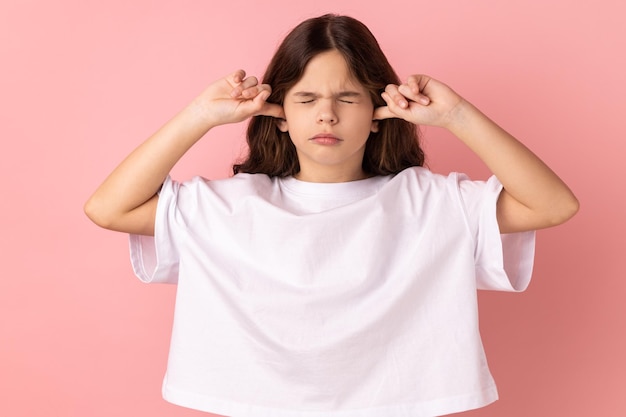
233, 14, 425, 177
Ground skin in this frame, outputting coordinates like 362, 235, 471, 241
375, 75, 579, 233
277, 50, 379, 183
84, 49, 579, 236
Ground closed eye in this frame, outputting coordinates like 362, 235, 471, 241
292, 90, 362, 104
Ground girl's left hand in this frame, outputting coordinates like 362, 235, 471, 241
373, 75, 464, 128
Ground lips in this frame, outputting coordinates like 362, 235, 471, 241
309, 133, 342, 145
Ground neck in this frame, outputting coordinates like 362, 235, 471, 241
294, 167, 369, 183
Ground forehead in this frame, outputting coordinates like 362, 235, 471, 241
287, 49, 366, 94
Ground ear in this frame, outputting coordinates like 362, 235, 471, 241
276, 118, 289, 132
370, 119, 379, 133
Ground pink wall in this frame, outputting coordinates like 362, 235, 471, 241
1, 0, 624, 416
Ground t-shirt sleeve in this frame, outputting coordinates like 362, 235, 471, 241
458, 174, 536, 292
128, 176, 185, 284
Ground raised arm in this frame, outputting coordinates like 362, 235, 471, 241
374, 75, 579, 233
84, 70, 284, 235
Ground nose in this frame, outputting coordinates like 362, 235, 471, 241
317, 100, 338, 124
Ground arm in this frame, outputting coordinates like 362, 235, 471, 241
84, 70, 284, 235
374, 75, 579, 233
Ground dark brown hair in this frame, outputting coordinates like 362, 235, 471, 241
233, 14, 424, 177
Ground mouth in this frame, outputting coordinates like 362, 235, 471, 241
309, 133, 342, 145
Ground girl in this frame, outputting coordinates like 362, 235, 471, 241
85, 14, 578, 417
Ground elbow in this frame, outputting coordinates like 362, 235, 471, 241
84, 195, 115, 230
549, 193, 580, 227
565, 194, 580, 222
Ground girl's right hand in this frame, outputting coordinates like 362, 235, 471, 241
84, 70, 284, 236
192, 70, 285, 129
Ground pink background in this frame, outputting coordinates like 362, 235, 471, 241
1, 0, 624, 416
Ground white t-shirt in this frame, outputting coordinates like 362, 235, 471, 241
130, 167, 535, 417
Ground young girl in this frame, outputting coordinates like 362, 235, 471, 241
85, 14, 578, 417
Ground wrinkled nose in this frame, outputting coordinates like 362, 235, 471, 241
317, 101, 338, 124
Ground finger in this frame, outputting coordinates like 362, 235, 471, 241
251, 85, 285, 119
406, 75, 421, 95
258, 102, 285, 119
403, 75, 431, 105
380, 90, 412, 117
250, 84, 271, 102
231, 69, 246, 84
372, 105, 398, 120
231, 74, 259, 98
240, 77, 267, 99
398, 84, 430, 105
240, 75, 259, 90
384, 84, 410, 109
249, 83, 273, 101
240, 85, 260, 99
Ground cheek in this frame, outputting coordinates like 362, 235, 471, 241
284, 106, 307, 123
287, 116, 307, 133
282, 109, 312, 138
352, 108, 375, 127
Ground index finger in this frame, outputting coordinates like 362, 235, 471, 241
252, 85, 285, 119
257, 102, 285, 119
373, 105, 399, 121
